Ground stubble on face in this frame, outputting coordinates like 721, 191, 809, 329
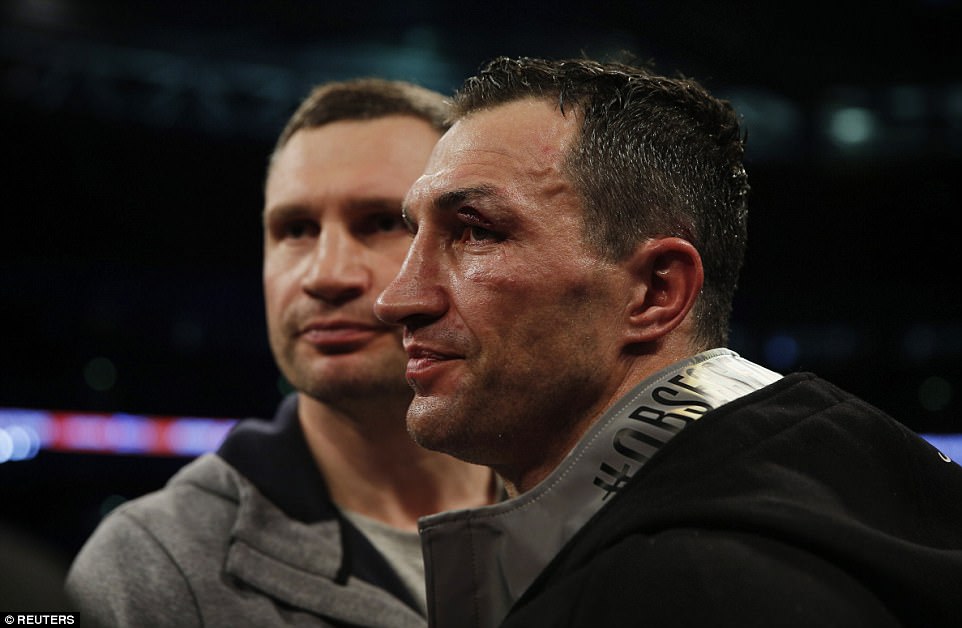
404, 266, 624, 476
273, 312, 411, 405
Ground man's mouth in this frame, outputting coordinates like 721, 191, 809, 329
298, 320, 388, 350
403, 343, 462, 387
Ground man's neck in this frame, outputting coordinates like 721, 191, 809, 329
298, 392, 496, 531
499, 347, 699, 497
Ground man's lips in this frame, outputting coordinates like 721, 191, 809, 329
297, 320, 389, 348
403, 343, 462, 384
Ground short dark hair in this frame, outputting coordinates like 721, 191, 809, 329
273, 78, 450, 157
452, 57, 749, 349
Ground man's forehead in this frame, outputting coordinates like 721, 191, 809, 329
437, 98, 574, 158
405, 99, 576, 210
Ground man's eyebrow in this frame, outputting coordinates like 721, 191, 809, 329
435, 185, 500, 212
402, 185, 502, 228
342, 197, 405, 213
402, 185, 507, 233
262, 202, 309, 225
264, 197, 403, 222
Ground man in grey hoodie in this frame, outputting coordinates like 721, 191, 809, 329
66, 78, 495, 628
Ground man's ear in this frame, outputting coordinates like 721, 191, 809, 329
623, 237, 704, 344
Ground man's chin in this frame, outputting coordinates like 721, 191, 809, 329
406, 397, 449, 444
405, 397, 487, 464
287, 360, 410, 401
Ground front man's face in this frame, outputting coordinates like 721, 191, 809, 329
375, 99, 632, 484
263, 116, 440, 404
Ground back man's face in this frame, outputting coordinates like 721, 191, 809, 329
263, 116, 440, 403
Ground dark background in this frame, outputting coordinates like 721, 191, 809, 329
2, 0, 960, 562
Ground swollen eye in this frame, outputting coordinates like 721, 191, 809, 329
455, 207, 498, 243
467, 226, 494, 241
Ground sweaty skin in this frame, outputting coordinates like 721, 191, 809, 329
376, 99, 640, 494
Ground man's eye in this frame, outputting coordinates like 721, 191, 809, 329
460, 225, 497, 243
455, 208, 500, 245
373, 214, 406, 233
357, 213, 407, 237
282, 220, 318, 239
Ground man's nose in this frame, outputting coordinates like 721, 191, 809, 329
302, 226, 369, 305
375, 237, 446, 329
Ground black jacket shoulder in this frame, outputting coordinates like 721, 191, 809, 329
504, 374, 962, 627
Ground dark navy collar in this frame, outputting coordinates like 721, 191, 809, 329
217, 393, 336, 523
216, 393, 422, 614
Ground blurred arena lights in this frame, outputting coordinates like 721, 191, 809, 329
0, 406, 958, 465
0, 408, 237, 463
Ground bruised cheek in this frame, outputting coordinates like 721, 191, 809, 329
452, 258, 530, 337
459, 250, 601, 305
459, 261, 584, 346
460, 254, 531, 297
